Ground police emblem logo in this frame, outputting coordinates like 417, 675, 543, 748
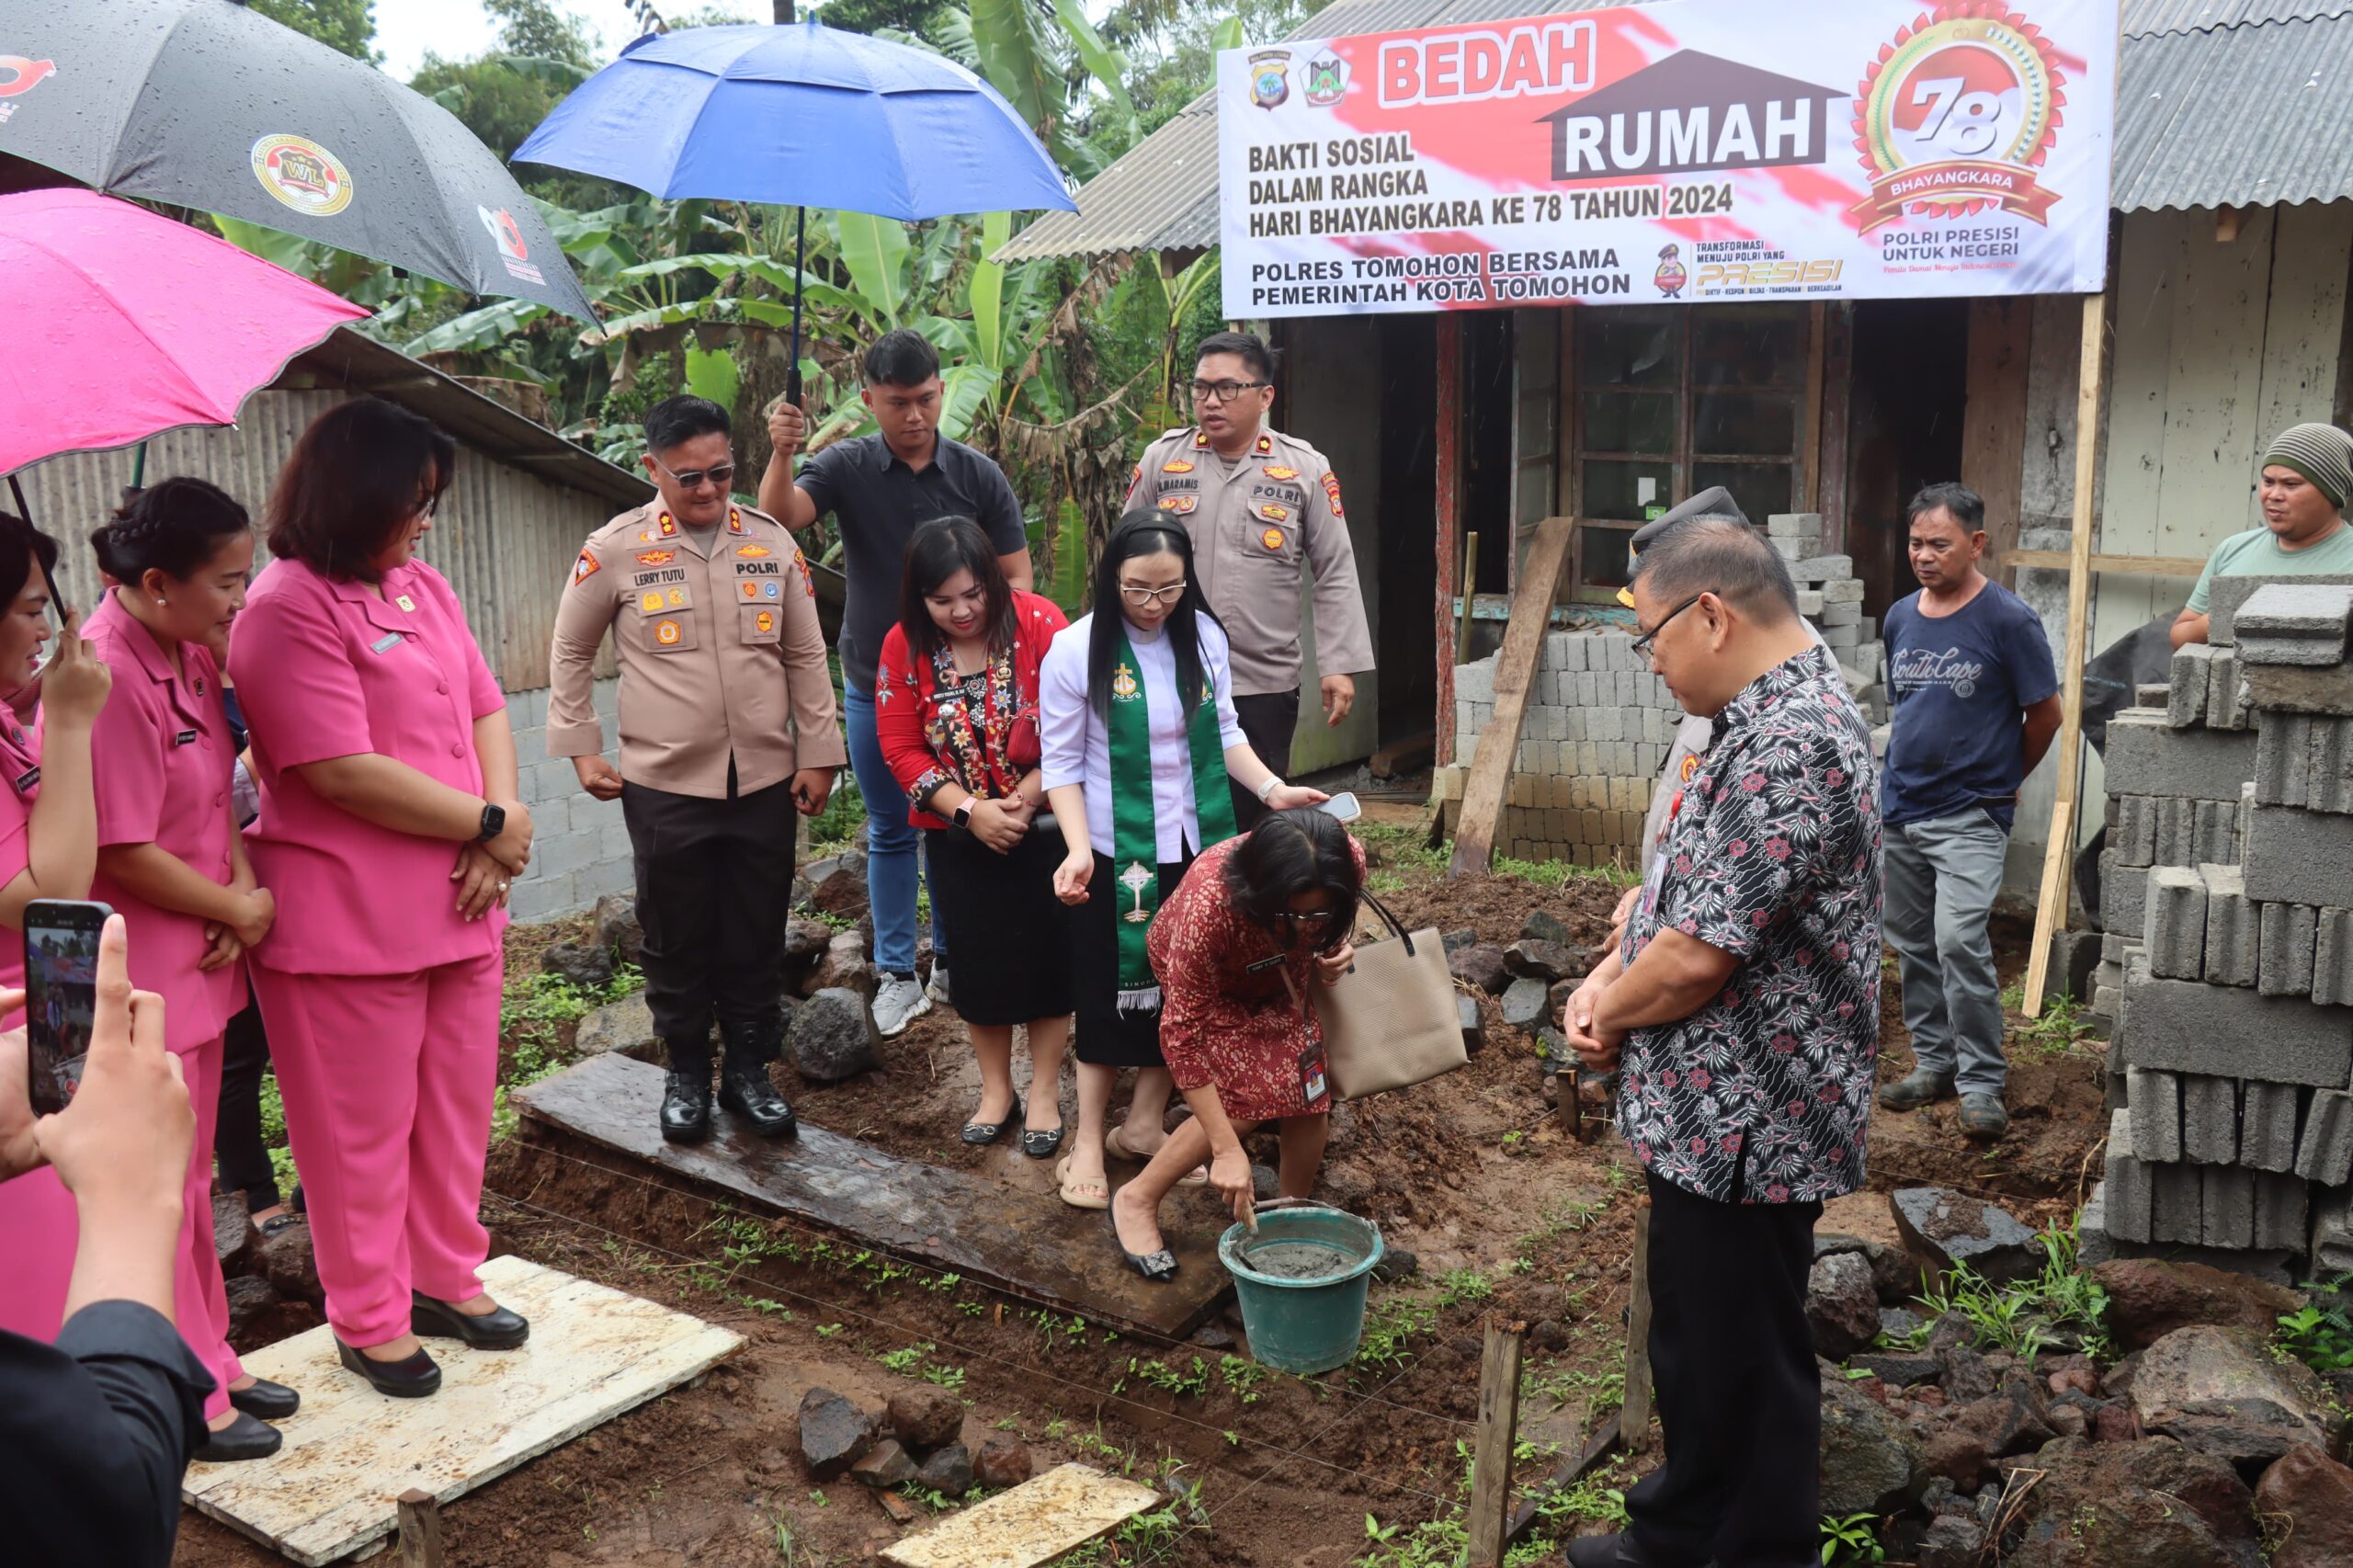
756, 610, 776, 634
1263, 465, 1299, 481
637, 549, 676, 566
1164, 495, 1199, 514
571, 550, 601, 585
1261, 528, 1286, 552
251, 133, 354, 217
667, 588, 687, 607
1162, 459, 1196, 474
742, 581, 761, 600
1258, 503, 1290, 522
1248, 50, 1291, 110
735, 543, 771, 558
1304, 54, 1347, 107
1322, 472, 1346, 517
654, 620, 682, 645
1111, 662, 1142, 702
640, 591, 663, 613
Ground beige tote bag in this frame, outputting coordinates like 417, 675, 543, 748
1296, 891, 1469, 1101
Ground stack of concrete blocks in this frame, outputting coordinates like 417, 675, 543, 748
2093, 581, 2353, 1278
1763, 512, 1884, 722
1433, 513, 1873, 867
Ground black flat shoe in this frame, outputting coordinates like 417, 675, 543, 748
195, 1409, 283, 1462
718, 1058, 797, 1139
412, 1291, 530, 1350
335, 1336, 441, 1398
961, 1096, 1022, 1146
661, 1062, 713, 1144
1020, 1122, 1065, 1159
1108, 1206, 1177, 1282
228, 1377, 300, 1421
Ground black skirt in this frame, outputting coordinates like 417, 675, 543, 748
1074, 851, 1195, 1068
924, 822, 1076, 1027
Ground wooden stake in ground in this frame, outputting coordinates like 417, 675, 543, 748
1458, 531, 1481, 665
1449, 517, 1575, 876
396, 1491, 442, 1568
1619, 1196, 1655, 1455
1468, 1316, 1528, 1568
2023, 292, 2109, 1016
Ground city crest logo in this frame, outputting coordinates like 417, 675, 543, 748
1304, 54, 1347, 108
1850, 2, 2065, 233
251, 133, 353, 217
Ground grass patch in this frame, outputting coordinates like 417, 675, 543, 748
1892, 1216, 2110, 1363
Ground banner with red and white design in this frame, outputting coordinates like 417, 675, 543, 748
1216, 0, 2115, 316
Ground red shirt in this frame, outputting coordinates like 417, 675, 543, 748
875, 590, 1066, 831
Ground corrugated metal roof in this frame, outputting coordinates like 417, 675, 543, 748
1001, 0, 2353, 261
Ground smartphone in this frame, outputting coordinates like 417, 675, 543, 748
25, 899, 109, 1117
1318, 790, 1362, 823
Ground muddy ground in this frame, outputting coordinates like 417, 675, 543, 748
174, 836, 2108, 1568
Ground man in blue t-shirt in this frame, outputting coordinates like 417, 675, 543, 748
1877, 483, 2061, 1142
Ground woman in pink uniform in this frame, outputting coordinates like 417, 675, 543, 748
0, 517, 109, 1346
232, 399, 536, 1399
84, 477, 296, 1459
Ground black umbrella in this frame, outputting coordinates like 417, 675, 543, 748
0, 0, 597, 321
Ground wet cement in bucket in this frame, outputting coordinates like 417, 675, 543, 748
1237, 1238, 1358, 1280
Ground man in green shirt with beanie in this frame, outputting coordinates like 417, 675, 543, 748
2173, 422, 2353, 648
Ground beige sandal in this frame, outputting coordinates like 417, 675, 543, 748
1055, 1155, 1109, 1210
1105, 1124, 1210, 1187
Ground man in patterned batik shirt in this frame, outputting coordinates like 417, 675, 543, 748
1561, 517, 1882, 1568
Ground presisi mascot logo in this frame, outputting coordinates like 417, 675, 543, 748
1654, 244, 1688, 299
1249, 50, 1290, 110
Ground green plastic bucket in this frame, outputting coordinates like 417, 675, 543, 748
1218, 1200, 1385, 1375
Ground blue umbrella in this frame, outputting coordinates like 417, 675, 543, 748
513, 19, 1075, 400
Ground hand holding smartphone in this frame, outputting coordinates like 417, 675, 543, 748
1317, 790, 1362, 823
26, 899, 111, 1117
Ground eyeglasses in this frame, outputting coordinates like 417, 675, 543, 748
414, 493, 440, 519
1119, 580, 1188, 607
1278, 908, 1336, 926
1631, 592, 1707, 659
651, 453, 738, 493
1189, 380, 1269, 404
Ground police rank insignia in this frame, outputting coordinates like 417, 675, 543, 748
1263, 465, 1298, 481
1248, 50, 1290, 110
727, 507, 745, 534
571, 550, 601, 585
1254, 434, 1274, 455
1322, 472, 1346, 517
656, 514, 678, 538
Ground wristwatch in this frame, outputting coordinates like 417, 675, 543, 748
952, 798, 975, 830
1256, 775, 1282, 803
477, 802, 506, 843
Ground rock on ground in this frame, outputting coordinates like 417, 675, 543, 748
540, 937, 614, 991
1991, 1435, 2257, 1568
786, 989, 882, 1082
574, 993, 657, 1058
1504, 939, 1576, 983
593, 892, 644, 969
1818, 1370, 1920, 1517
2093, 1259, 2306, 1351
1806, 1251, 1879, 1360
1500, 977, 1551, 1029
809, 853, 870, 918
1891, 1187, 2042, 1288
212, 1189, 254, 1278
886, 1386, 964, 1450
252, 1219, 322, 1305
222, 1275, 279, 1339
975, 1437, 1033, 1489
797, 1387, 876, 1481
810, 932, 878, 999
2131, 1326, 2341, 1461
1449, 944, 1511, 994
850, 1438, 917, 1488
2253, 1445, 2353, 1568
914, 1441, 975, 1494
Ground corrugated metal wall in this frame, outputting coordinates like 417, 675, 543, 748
9, 389, 619, 691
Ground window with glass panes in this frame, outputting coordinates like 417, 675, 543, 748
1566, 305, 1813, 603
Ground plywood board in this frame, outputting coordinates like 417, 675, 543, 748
2155, 206, 2273, 562
881, 1463, 1162, 1568
2257, 201, 2353, 451
2097, 206, 2190, 653
181, 1254, 741, 1565
517, 1053, 1233, 1341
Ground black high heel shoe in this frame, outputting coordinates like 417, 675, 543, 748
196, 1410, 283, 1462
961, 1095, 1022, 1146
228, 1377, 300, 1421
411, 1290, 530, 1350
1108, 1205, 1177, 1282
335, 1336, 441, 1398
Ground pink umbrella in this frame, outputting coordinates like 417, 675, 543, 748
0, 187, 369, 478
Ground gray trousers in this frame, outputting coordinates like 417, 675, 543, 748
1883, 808, 2010, 1096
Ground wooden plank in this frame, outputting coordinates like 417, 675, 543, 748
516, 1053, 1232, 1340
1818, 304, 1854, 558
1458, 532, 1481, 664
881, 1463, 1162, 1568
1505, 1412, 1622, 1545
2024, 292, 2109, 1017
1467, 1319, 1526, 1568
1964, 298, 2031, 584
1449, 516, 1574, 876
1619, 1198, 1655, 1454
183, 1255, 741, 1566
396, 1490, 443, 1568
2006, 550, 2203, 577
1436, 313, 1464, 769
1802, 302, 1826, 512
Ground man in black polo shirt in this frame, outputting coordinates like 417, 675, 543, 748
762, 329, 1034, 1038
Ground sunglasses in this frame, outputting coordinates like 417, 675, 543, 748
651, 453, 738, 493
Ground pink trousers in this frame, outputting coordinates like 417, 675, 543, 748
253, 951, 502, 1348
0, 1033, 244, 1421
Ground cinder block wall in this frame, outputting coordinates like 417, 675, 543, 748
502, 679, 635, 924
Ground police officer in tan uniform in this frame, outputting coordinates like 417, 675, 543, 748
1125, 331, 1373, 824
549, 395, 846, 1144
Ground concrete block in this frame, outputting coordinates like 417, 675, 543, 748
2109, 795, 2158, 868
2104, 710, 2259, 803
2209, 572, 2353, 646
2115, 977, 2353, 1086
1820, 578, 1865, 604
2199, 800, 2237, 867
1790, 553, 1852, 581
2244, 658, 2353, 717
2101, 1112, 2153, 1242
2254, 713, 2312, 806
2239, 781, 2256, 858
2152, 1159, 2205, 1244
2144, 865, 2210, 979
2200, 1165, 2256, 1250
1454, 659, 1495, 704
1819, 599, 1860, 627
1821, 621, 1861, 649
2201, 862, 2257, 986
2313, 1187, 2353, 1275
2234, 581, 2353, 665
2241, 1080, 2304, 1172
2258, 902, 2319, 997
1550, 633, 1589, 672
1766, 511, 1824, 537
2311, 717, 2353, 813
2102, 851, 2150, 939
2181, 1074, 2240, 1165
2243, 800, 2353, 908
2255, 1171, 2309, 1251
2126, 1067, 2183, 1162
2137, 684, 2174, 709
1861, 616, 1879, 642
2103, 932, 2131, 964
2318, 909, 2353, 1006
2168, 643, 2215, 728
2154, 797, 2199, 866
2207, 644, 2250, 731
1768, 535, 1803, 561
1796, 590, 1824, 616
2297, 1088, 2353, 1184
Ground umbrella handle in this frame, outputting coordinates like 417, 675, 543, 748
785, 205, 806, 410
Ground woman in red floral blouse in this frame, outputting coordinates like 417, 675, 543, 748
877, 518, 1073, 1156
1108, 810, 1363, 1280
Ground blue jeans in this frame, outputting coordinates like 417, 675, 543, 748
843, 685, 945, 977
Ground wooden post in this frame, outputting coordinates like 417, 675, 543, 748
1458, 532, 1481, 665
1434, 313, 1464, 774
1619, 1196, 1655, 1454
397, 1489, 444, 1568
2022, 292, 2108, 1016
1467, 1316, 1527, 1568
1449, 517, 1575, 875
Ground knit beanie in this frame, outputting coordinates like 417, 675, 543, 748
2263, 422, 2353, 511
